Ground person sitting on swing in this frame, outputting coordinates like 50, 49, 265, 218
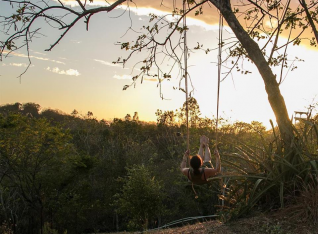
180, 135, 221, 184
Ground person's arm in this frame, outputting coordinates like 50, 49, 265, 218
198, 142, 204, 159
180, 149, 189, 176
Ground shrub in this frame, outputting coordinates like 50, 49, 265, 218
114, 165, 166, 231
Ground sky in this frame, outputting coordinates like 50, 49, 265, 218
0, 0, 317, 128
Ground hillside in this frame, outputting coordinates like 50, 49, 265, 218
1, 103, 317, 234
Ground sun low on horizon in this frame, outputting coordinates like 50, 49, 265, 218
1, 0, 318, 129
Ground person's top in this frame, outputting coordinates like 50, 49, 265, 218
187, 168, 208, 185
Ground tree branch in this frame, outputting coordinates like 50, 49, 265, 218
299, 0, 318, 45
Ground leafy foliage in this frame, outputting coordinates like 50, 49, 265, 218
217, 115, 318, 221
0, 102, 317, 232
114, 165, 165, 230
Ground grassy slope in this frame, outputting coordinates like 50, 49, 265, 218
115, 211, 315, 234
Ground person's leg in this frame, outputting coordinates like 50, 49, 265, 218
198, 136, 205, 161
204, 146, 212, 163
202, 145, 215, 168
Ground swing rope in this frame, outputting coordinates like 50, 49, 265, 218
182, 1, 199, 199
182, 1, 224, 199
182, 0, 223, 162
183, 0, 190, 156
217, 10, 225, 208
215, 9, 223, 147
182, 1, 223, 151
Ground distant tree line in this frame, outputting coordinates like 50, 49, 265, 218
0, 101, 317, 233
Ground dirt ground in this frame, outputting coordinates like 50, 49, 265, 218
114, 211, 316, 234
152, 214, 315, 234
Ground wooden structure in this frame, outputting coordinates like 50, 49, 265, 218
294, 111, 310, 124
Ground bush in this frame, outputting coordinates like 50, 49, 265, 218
114, 165, 166, 231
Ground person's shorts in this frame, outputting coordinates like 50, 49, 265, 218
201, 161, 213, 169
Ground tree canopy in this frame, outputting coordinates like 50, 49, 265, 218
1, 101, 318, 233
1, 0, 318, 151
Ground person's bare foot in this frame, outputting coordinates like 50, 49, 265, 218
202, 135, 209, 146
200, 135, 209, 147
200, 135, 205, 147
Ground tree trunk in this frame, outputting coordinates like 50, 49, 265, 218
210, 0, 294, 147
299, 0, 318, 45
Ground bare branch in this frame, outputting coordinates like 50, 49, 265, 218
268, 0, 291, 64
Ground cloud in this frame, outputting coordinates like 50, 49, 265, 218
56, 0, 106, 7
2, 63, 34, 68
112, 74, 157, 82
57, 0, 221, 31
121, 6, 170, 17
144, 77, 157, 82
118, 5, 220, 31
113, 74, 132, 80
94, 59, 122, 67
3, 50, 66, 65
32, 51, 47, 56
9, 63, 29, 67
70, 40, 82, 44
46, 67, 80, 76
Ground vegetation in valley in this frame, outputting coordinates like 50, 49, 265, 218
0, 101, 317, 234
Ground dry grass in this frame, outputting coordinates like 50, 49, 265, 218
111, 211, 316, 234
280, 175, 318, 225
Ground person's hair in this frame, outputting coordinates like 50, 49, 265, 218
190, 155, 202, 175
